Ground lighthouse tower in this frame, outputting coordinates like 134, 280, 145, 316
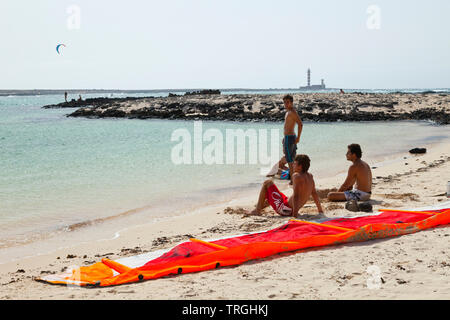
299, 68, 326, 90
307, 68, 311, 87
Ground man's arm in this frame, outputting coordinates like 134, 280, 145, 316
295, 112, 303, 144
291, 174, 302, 218
311, 180, 324, 214
338, 166, 356, 192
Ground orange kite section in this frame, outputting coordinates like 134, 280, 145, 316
35, 208, 450, 287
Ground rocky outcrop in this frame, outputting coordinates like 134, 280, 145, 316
42, 96, 151, 109
184, 89, 221, 96
409, 148, 427, 154
41, 92, 450, 125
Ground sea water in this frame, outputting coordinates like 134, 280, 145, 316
1, 92, 449, 260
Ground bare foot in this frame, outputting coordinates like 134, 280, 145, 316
245, 209, 262, 216
296, 214, 316, 220
316, 212, 327, 219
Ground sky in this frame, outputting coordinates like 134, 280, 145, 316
1, 0, 449, 90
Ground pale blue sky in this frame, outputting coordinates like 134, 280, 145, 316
1, 0, 449, 89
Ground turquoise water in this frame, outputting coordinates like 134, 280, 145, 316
1, 93, 450, 249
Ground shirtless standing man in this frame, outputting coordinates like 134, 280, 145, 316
248, 154, 324, 217
327, 144, 372, 202
282, 95, 303, 184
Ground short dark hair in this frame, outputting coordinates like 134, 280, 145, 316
348, 144, 362, 158
294, 154, 310, 172
283, 94, 293, 103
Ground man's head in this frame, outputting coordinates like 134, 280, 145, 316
346, 144, 362, 161
293, 154, 310, 173
283, 94, 294, 110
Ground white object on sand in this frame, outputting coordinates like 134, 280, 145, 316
266, 162, 280, 177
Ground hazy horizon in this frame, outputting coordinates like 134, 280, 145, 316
1, 0, 449, 90
1, 86, 450, 92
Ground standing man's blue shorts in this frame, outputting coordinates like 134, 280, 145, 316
283, 135, 297, 163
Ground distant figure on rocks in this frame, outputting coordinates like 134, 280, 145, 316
78, 95, 82, 102
327, 144, 372, 202
64, 91, 68, 102
282, 94, 303, 185
340, 89, 345, 94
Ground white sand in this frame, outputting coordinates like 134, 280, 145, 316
0, 141, 449, 300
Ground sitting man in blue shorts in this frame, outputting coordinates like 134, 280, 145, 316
327, 144, 372, 202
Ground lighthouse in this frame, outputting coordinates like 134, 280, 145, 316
299, 68, 326, 90
307, 68, 311, 87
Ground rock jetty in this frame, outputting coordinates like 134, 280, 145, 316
42, 92, 450, 125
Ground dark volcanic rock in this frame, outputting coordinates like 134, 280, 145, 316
184, 89, 221, 96
409, 148, 427, 154
356, 102, 395, 109
408, 109, 450, 124
38, 93, 449, 125
42, 96, 153, 109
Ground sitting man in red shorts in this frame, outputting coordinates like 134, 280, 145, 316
248, 154, 324, 217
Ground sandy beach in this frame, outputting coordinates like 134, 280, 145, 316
1, 140, 449, 300
3, 0, 450, 304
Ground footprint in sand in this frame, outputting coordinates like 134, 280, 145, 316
382, 193, 420, 201
224, 207, 249, 215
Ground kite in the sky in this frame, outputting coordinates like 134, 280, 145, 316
56, 44, 66, 54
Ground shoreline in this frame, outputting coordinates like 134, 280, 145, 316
2, 88, 449, 97
3, 111, 448, 261
1, 140, 449, 299
0, 134, 448, 266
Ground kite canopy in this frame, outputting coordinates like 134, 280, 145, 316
36, 204, 450, 287
56, 44, 66, 54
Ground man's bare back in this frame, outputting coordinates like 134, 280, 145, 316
349, 159, 372, 193
249, 154, 323, 217
327, 144, 372, 202
288, 171, 317, 214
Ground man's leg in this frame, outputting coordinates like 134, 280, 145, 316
277, 156, 287, 175
327, 192, 348, 202
282, 138, 292, 183
286, 136, 296, 185
287, 162, 294, 185
248, 180, 273, 215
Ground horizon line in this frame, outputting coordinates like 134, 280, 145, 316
1, 87, 449, 92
